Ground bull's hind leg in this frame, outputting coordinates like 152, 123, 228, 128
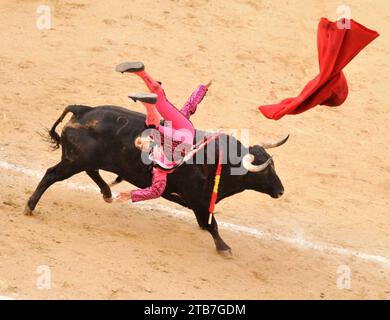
86, 170, 112, 203
25, 160, 82, 215
109, 176, 123, 187
193, 205, 232, 257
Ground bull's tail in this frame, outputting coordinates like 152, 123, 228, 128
48, 105, 92, 150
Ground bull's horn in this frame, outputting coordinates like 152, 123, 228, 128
242, 154, 272, 172
260, 134, 290, 149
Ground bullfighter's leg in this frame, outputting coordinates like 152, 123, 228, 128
25, 160, 82, 215
128, 93, 160, 128
129, 90, 195, 148
116, 61, 160, 92
193, 205, 232, 256
86, 170, 112, 203
136, 72, 195, 136
117, 61, 195, 145
141, 102, 161, 128
117, 62, 208, 121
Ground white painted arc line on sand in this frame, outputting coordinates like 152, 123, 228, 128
1, 159, 389, 268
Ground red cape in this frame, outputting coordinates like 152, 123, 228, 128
259, 18, 379, 120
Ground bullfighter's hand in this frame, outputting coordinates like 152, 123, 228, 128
115, 190, 132, 202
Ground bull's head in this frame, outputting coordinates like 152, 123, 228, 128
242, 135, 289, 199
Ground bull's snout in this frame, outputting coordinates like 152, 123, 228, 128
272, 189, 284, 199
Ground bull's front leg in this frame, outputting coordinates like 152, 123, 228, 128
193, 205, 232, 257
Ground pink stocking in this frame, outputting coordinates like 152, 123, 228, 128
134, 71, 195, 145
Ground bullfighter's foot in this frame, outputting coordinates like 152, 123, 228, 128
128, 93, 158, 104
115, 61, 144, 73
24, 205, 33, 216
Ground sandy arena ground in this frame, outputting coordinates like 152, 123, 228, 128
0, 0, 389, 299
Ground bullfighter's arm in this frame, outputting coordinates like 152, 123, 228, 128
115, 168, 167, 203
180, 81, 212, 119
130, 168, 167, 202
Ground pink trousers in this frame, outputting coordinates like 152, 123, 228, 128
135, 71, 195, 146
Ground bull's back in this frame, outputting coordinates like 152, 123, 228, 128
62, 105, 146, 138
59, 105, 146, 167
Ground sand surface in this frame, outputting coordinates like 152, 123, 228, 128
0, 0, 389, 299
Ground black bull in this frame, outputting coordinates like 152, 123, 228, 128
26, 105, 287, 255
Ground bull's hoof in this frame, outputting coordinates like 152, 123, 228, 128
214, 239, 232, 258
217, 249, 233, 259
103, 196, 113, 203
24, 205, 33, 216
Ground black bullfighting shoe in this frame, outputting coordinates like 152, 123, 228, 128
115, 61, 145, 73
128, 93, 158, 104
